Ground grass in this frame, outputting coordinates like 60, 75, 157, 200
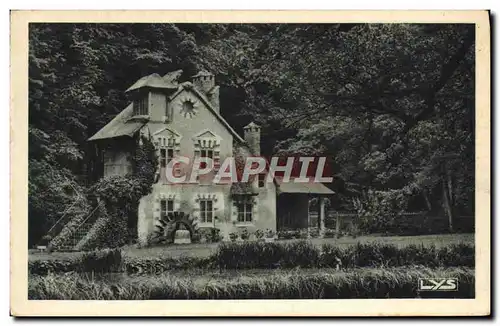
28, 266, 474, 299
29, 233, 474, 261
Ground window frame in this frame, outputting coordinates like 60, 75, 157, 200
160, 148, 175, 168
199, 199, 214, 223
160, 199, 175, 220
236, 197, 254, 223
133, 95, 148, 116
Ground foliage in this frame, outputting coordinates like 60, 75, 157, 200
79, 248, 123, 273
265, 229, 276, 238
198, 228, 223, 243
354, 189, 412, 234
86, 135, 157, 247
78, 214, 129, 250
253, 229, 264, 240
239, 228, 249, 240
29, 23, 475, 244
47, 199, 92, 251
28, 267, 475, 299
229, 232, 238, 242
124, 257, 214, 275
29, 248, 122, 275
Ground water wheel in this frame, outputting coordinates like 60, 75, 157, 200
153, 211, 199, 244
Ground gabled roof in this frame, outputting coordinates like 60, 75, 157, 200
88, 104, 148, 141
90, 71, 246, 143
125, 70, 182, 93
170, 82, 245, 143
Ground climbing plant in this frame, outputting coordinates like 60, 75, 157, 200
89, 135, 158, 247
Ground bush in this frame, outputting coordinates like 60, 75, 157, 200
199, 228, 223, 243
215, 241, 319, 269
29, 259, 78, 276
28, 267, 475, 299
29, 248, 123, 275
124, 257, 213, 275
254, 229, 264, 240
79, 248, 123, 273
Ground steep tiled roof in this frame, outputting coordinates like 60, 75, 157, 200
125, 70, 182, 92
88, 105, 147, 141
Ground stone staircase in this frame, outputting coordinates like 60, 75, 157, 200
57, 221, 96, 251
44, 199, 104, 251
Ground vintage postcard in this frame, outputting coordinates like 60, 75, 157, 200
10, 10, 490, 316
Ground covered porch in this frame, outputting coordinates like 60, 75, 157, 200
276, 181, 334, 236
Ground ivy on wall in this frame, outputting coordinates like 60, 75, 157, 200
78, 135, 158, 249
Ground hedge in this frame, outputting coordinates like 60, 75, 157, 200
29, 241, 474, 275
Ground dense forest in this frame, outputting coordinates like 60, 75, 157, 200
29, 23, 475, 244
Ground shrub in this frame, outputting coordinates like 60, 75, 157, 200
29, 259, 78, 276
198, 228, 221, 243
277, 230, 295, 240
254, 229, 264, 240
229, 232, 238, 242
79, 248, 123, 273
323, 229, 337, 238
240, 229, 249, 240
124, 257, 214, 275
214, 241, 320, 269
265, 229, 276, 238
29, 248, 123, 275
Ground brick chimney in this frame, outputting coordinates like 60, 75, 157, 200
243, 122, 261, 156
192, 71, 219, 113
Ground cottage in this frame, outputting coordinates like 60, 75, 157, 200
89, 70, 334, 245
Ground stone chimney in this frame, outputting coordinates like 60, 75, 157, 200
243, 122, 261, 156
192, 71, 219, 113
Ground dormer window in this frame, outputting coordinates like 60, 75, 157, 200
133, 95, 148, 116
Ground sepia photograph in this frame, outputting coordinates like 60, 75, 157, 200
10, 10, 490, 316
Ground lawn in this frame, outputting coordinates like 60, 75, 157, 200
29, 233, 474, 261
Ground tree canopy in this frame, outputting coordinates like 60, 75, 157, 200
28, 23, 475, 244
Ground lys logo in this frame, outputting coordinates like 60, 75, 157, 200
418, 278, 458, 291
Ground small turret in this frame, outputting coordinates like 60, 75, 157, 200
243, 122, 261, 156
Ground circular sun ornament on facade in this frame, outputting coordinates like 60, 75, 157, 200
178, 96, 200, 119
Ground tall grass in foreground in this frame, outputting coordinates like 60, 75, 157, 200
29, 267, 474, 300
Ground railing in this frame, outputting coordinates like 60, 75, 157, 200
36, 195, 87, 246
308, 211, 474, 233
65, 199, 105, 249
